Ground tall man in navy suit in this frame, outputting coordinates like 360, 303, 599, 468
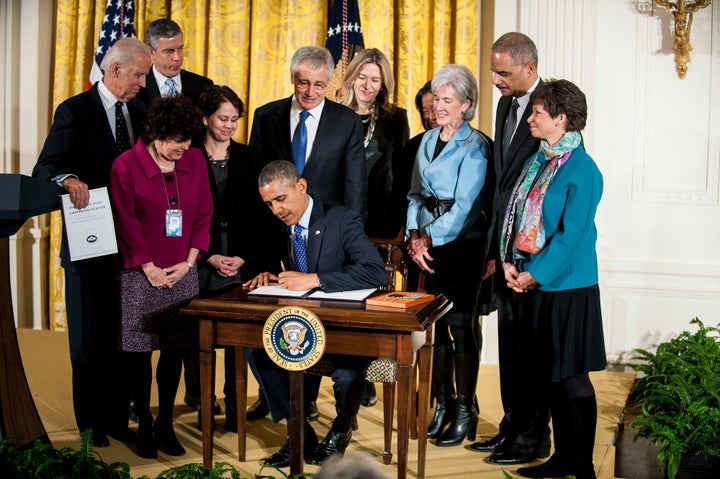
244, 161, 385, 468
468, 32, 552, 464
32, 37, 151, 447
247, 46, 367, 421
136, 19, 213, 107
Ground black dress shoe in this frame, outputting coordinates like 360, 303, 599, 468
488, 441, 551, 465
308, 430, 352, 465
306, 401, 319, 422
264, 438, 293, 468
246, 397, 270, 420
469, 432, 511, 453
184, 393, 221, 414
128, 399, 139, 423
263, 425, 318, 468
154, 422, 186, 456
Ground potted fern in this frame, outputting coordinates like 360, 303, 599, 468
628, 318, 720, 479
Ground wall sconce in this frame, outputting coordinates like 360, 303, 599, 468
654, 0, 712, 79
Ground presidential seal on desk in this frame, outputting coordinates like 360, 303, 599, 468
263, 306, 326, 371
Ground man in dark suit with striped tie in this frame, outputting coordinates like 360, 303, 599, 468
32, 37, 151, 448
468, 32, 552, 465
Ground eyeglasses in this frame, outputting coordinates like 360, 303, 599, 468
294, 79, 328, 92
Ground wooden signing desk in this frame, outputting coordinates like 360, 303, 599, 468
181, 285, 451, 479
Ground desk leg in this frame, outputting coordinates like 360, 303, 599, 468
416, 344, 432, 479
199, 320, 216, 468
396, 362, 411, 479
235, 347, 247, 461
288, 371, 305, 475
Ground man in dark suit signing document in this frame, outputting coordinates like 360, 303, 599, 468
247, 45, 368, 422
244, 160, 385, 468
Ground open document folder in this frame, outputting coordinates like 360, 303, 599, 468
247, 284, 376, 301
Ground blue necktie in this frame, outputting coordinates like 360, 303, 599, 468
165, 78, 178, 97
292, 110, 310, 173
293, 224, 308, 273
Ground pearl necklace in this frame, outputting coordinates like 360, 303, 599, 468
148, 143, 175, 171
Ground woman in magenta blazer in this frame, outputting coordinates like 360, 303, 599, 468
109, 95, 212, 459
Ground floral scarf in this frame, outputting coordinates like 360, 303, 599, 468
500, 131, 582, 264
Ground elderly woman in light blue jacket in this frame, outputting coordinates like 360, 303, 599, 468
406, 63, 491, 447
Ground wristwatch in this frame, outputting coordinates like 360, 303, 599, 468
316, 275, 323, 288
187, 262, 195, 270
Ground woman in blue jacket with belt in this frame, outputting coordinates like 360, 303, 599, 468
406, 64, 491, 447
500, 79, 606, 479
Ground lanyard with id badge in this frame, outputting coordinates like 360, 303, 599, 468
161, 172, 183, 237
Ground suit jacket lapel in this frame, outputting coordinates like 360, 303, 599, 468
305, 199, 326, 273
89, 86, 120, 158
273, 98, 294, 163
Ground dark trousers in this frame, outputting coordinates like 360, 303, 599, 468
248, 348, 370, 432
495, 271, 550, 444
64, 262, 127, 433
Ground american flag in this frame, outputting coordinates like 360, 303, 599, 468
88, 0, 136, 87
325, 0, 364, 99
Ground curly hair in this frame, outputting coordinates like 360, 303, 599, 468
529, 79, 587, 132
144, 95, 203, 141
197, 85, 245, 118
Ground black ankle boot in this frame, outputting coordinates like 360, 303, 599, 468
435, 352, 479, 447
427, 393, 455, 438
427, 346, 455, 439
435, 393, 478, 446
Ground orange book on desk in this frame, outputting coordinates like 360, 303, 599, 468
366, 291, 435, 309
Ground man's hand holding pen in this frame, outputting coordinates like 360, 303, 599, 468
242, 259, 322, 291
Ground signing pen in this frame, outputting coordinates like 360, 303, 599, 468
280, 260, 286, 272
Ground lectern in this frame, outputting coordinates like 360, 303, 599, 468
0, 173, 61, 446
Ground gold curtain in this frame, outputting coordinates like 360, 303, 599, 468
49, 0, 480, 328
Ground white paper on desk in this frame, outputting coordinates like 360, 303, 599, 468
247, 283, 313, 298
61, 187, 118, 261
307, 288, 377, 301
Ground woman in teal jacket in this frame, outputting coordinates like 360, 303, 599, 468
406, 64, 490, 447
500, 79, 606, 479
